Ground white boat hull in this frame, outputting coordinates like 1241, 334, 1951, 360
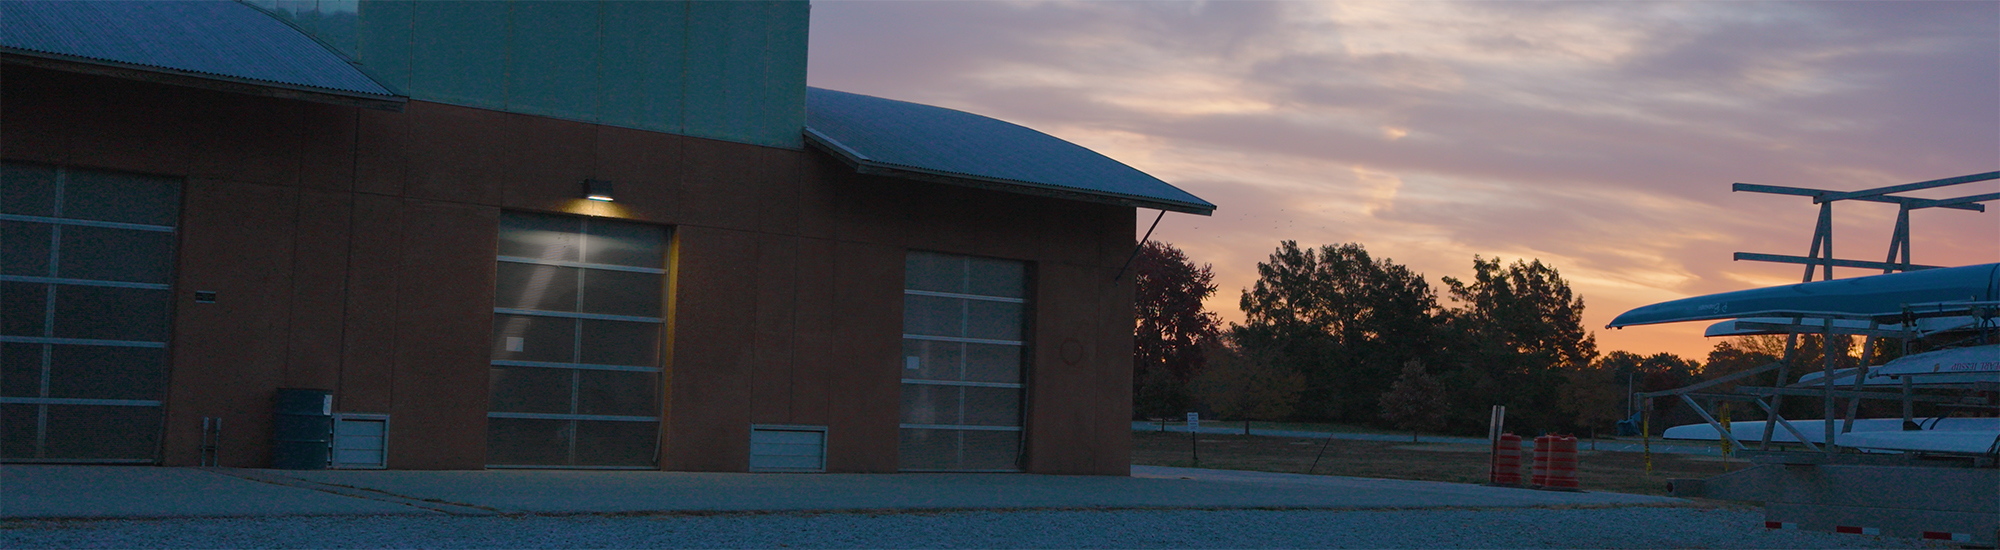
1662, 417, 2000, 447
1793, 344, 2000, 387
1838, 430, 2000, 454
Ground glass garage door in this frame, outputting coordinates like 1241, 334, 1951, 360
487, 212, 666, 468
900, 251, 1027, 471
1, 163, 180, 463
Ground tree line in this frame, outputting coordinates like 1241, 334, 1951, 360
1131, 240, 1859, 437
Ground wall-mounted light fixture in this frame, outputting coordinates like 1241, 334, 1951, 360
583, 179, 614, 202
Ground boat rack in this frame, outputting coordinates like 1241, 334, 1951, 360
1628, 172, 1998, 545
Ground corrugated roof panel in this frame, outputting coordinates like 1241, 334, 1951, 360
805, 87, 1215, 215
1, 0, 397, 100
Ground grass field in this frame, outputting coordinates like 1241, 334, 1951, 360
1131, 431, 1748, 496
1136, 419, 1406, 435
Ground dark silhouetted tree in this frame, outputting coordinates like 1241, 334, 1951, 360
1195, 339, 1305, 422
1439, 257, 1598, 434
1580, 351, 1698, 433
1558, 361, 1627, 435
1235, 241, 1441, 422
1132, 240, 1221, 419
1702, 338, 1782, 393
1379, 360, 1448, 441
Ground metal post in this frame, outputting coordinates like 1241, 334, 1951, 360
1642, 399, 1653, 474
1902, 376, 1916, 430
1626, 370, 1634, 417
1488, 405, 1506, 480
1822, 323, 1838, 452
1682, 393, 1748, 451
1489, 405, 1505, 443
1306, 431, 1335, 475
1112, 210, 1167, 283
1187, 412, 1199, 468
1885, 206, 1912, 272
1842, 333, 1877, 434
1815, 202, 1834, 282
200, 417, 222, 467
1801, 202, 1834, 282
1750, 399, 1821, 452
1760, 331, 1801, 450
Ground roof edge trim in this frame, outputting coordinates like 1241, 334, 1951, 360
3, 51, 407, 112
804, 129, 1214, 216
802, 127, 874, 165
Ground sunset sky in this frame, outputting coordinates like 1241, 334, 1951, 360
807, 1, 2000, 362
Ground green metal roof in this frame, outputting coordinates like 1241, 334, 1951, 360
1, 0, 402, 109
805, 88, 1215, 215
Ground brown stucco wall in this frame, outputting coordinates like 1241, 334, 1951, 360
1, 66, 1134, 475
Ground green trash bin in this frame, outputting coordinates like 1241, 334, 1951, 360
271, 388, 332, 470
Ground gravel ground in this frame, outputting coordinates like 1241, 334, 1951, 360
2, 506, 1953, 549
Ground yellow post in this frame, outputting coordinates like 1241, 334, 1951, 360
1719, 403, 1733, 467
1642, 399, 1653, 474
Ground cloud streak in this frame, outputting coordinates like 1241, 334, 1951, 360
810, 0, 2000, 360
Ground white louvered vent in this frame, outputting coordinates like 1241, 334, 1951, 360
750, 425, 826, 473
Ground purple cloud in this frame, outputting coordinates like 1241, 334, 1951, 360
809, 0, 1999, 359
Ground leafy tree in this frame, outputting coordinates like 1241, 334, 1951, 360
1235, 241, 1441, 422
1729, 334, 1790, 358
1557, 361, 1627, 434
1702, 338, 1782, 394
1640, 353, 1700, 393
1379, 360, 1449, 441
1588, 351, 1699, 431
1132, 240, 1221, 419
1438, 257, 1598, 433
1194, 339, 1305, 422
1717, 334, 1859, 387
1441, 257, 1596, 371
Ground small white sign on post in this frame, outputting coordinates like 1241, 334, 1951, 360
1186, 412, 1199, 429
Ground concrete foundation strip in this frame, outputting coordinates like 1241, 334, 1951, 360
202, 468, 500, 516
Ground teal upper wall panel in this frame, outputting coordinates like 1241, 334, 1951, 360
506, 2, 601, 122
253, 0, 807, 149
252, 0, 361, 58
597, 1, 688, 133
409, 2, 509, 110
684, 1, 809, 149
352, 0, 412, 96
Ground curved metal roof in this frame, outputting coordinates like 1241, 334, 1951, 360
1607, 263, 2000, 328
1, 1, 401, 108
804, 88, 1215, 215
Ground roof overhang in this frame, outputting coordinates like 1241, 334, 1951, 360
804, 127, 1213, 215
803, 88, 1214, 216
3, 51, 405, 112
1, 1, 405, 112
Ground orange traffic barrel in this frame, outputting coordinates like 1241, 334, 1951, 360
1489, 433, 1523, 485
1543, 435, 1580, 490
1530, 435, 1553, 486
